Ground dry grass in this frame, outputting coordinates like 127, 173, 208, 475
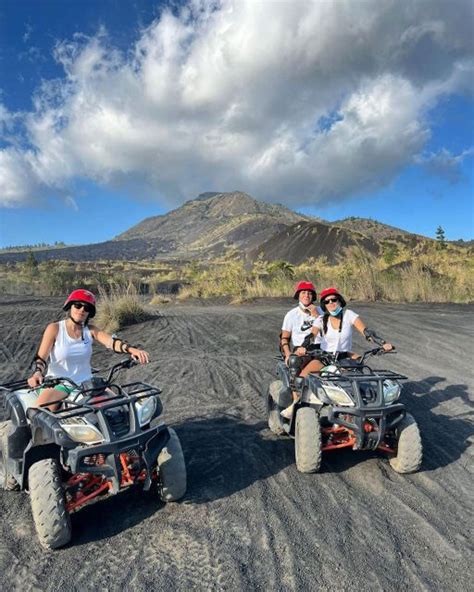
95, 284, 149, 332
175, 246, 474, 304
0, 243, 472, 303
149, 294, 171, 305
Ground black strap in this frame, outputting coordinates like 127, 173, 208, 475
32, 354, 47, 375
68, 315, 87, 340
279, 332, 290, 354
112, 337, 133, 354
323, 310, 344, 334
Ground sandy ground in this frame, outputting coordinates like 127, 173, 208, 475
0, 296, 473, 591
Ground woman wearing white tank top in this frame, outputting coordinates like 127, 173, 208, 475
27, 289, 150, 410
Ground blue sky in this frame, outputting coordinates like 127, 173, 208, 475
0, 0, 473, 248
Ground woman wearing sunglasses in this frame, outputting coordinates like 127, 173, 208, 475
297, 287, 393, 377
27, 289, 149, 409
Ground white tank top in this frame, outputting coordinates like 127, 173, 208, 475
47, 320, 93, 384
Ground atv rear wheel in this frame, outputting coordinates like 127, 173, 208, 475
29, 459, 72, 549
295, 407, 322, 473
389, 413, 422, 474
0, 421, 19, 491
157, 428, 187, 502
267, 382, 286, 436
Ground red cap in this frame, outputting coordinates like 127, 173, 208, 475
293, 281, 317, 302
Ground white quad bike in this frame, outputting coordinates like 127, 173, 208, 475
0, 358, 186, 549
267, 343, 422, 474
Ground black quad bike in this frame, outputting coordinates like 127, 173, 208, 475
0, 358, 187, 549
267, 341, 422, 474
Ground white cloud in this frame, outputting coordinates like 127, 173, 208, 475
0, 0, 473, 208
0, 148, 40, 207
416, 148, 474, 184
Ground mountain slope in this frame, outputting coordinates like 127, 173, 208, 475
117, 191, 310, 254
0, 192, 450, 266
332, 217, 425, 243
0, 192, 311, 263
251, 220, 381, 264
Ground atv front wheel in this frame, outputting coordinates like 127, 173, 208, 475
0, 421, 19, 491
157, 428, 187, 502
295, 407, 322, 473
267, 382, 286, 436
29, 459, 72, 549
389, 413, 422, 474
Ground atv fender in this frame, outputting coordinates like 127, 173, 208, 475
4, 392, 28, 427
22, 442, 60, 490
269, 380, 292, 408
142, 427, 170, 490
276, 361, 291, 390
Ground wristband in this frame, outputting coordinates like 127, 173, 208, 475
32, 354, 47, 374
112, 337, 133, 354
363, 328, 376, 341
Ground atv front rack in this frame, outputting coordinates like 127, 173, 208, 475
41, 381, 162, 420
314, 369, 407, 382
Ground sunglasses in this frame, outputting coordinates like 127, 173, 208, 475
324, 297, 339, 304
72, 302, 93, 313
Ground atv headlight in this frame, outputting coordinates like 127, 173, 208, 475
135, 396, 157, 426
60, 418, 104, 444
383, 380, 401, 404
322, 384, 355, 407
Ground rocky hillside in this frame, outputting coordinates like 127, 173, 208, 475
0, 237, 177, 264
251, 220, 381, 264
117, 191, 311, 255
332, 217, 424, 244
0, 192, 312, 263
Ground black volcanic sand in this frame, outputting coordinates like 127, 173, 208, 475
0, 297, 473, 591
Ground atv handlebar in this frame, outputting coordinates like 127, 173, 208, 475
364, 331, 390, 348
276, 345, 396, 367
106, 357, 138, 383
31, 357, 138, 392
359, 346, 396, 364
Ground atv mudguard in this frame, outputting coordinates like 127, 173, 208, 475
277, 361, 291, 390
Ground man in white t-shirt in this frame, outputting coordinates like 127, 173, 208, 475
279, 281, 321, 418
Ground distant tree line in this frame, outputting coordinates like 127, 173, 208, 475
0, 241, 67, 253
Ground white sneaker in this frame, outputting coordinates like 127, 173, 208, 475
280, 402, 295, 419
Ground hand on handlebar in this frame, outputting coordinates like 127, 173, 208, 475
294, 347, 307, 357
382, 343, 395, 352
128, 347, 150, 364
28, 372, 44, 388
